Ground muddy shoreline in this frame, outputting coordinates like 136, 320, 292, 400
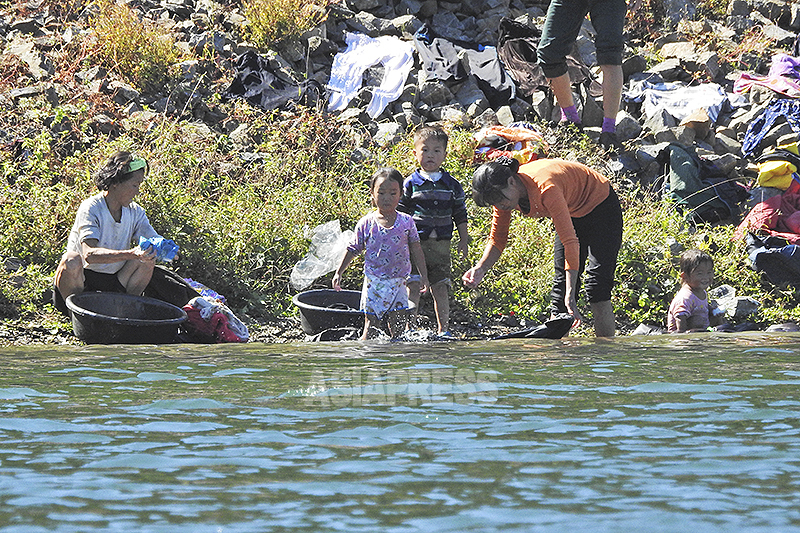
0, 300, 562, 347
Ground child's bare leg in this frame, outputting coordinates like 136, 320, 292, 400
406, 280, 421, 328
430, 281, 450, 334
360, 315, 376, 340
386, 309, 408, 338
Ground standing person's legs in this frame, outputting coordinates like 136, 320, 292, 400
362, 315, 378, 340
548, 74, 578, 122
598, 64, 624, 149
406, 240, 432, 329
406, 278, 422, 327
538, 0, 590, 123
550, 234, 588, 317
589, 0, 626, 142
430, 282, 450, 334
361, 276, 409, 339
385, 309, 408, 339
599, 65, 624, 122
425, 239, 453, 334
573, 189, 623, 337
409, 239, 453, 333
590, 300, 615, 337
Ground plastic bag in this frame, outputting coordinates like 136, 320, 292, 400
184, 278, 226, 304
139, 236, 179, 262
290, 220, 354, 290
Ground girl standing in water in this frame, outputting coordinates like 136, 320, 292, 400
333, 168, 429, 339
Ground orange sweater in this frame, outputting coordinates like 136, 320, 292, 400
488, 159, 610, 271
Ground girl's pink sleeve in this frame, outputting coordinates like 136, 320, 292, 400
347, 218, 367, 254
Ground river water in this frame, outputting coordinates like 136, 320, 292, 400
1, 333, 799, 532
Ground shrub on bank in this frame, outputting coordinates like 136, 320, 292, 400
242, 0, 333, 49
89, 0, 182, 91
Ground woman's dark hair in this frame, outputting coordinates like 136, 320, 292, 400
370, 167, 404, 192
94, 151, 148, 191
471, 157, 520, 207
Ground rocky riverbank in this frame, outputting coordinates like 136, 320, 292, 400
3, 0, 798, 179
3, 0, 800, 344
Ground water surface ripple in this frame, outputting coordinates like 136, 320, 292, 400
0, 333, 799, 532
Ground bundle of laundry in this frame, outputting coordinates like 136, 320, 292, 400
735, 189, 800, 245
658, 143, 748, 223
326, 32, 415, 118
222, 50, 323, 111
184, 278, 227, 304
497, 17, 599, 99
752, 142, 800, 191
182, 296, 249, 343
413, 25, 516, 109
473, 122, 548, 165
744, 232, 800, 287
740, 128, 800, 288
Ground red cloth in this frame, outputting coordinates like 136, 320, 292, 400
735, 189, 800, 244
183, 306, 247, 343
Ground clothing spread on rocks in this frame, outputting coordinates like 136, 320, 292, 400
326, 32, 415, 118
734, 53, 800, 99
741, 98, 800, 157
222, 50, 322, 111
413, 26, 516, 109
624, 79, 735, 123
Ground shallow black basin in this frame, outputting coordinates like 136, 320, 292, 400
292, 289, 363, 335
66, 291, 187, 344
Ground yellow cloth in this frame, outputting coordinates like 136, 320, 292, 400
757, 142, 800, 190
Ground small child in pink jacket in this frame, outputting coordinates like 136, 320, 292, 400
667, 249, 724, 332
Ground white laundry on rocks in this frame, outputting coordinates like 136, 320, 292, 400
625, 80, 746, 123
327, 32, 415, 118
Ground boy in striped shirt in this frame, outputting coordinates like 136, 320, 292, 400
398, 126, 469, 337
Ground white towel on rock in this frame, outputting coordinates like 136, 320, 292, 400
327, 32, 415, 118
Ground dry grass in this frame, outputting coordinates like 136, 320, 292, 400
243, 0, 333, 48
716, 27, 777, 71
88, 0, 182, 91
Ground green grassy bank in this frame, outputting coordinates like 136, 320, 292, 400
1, 102, 798, 337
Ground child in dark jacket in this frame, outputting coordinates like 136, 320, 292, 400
398, 126, 469, 336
